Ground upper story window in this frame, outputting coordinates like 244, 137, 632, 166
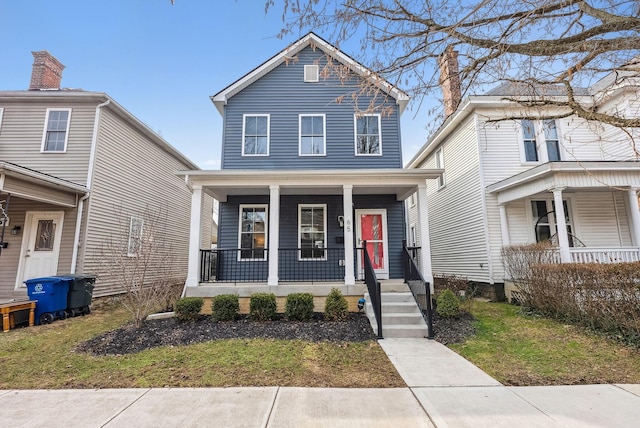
435, 147, 445, 188
304, 65, 319, 82
298, 204, 327, 260
41, 108, 71, 152
544, 120, 561, 161
355, 114, 381, 155
239, 205, 267, 260
299, 114, 326, 156
242, 114, 269, 156
520, 119, 562, 163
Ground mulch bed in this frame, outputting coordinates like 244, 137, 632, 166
76, 310, 476, 356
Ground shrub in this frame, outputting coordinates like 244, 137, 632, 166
436, 289, 460, 318
285, 293, 314, 321
250, 293, 277, 321
211, 294, 240, 322
324, 288, 348, 321
174, 297, 204, 322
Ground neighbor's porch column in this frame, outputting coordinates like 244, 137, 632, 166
416, 183, 434, 287
498, 204, 510, 246
627, 188, 640, 247
268, 184, 280, 286
343, 185, 355, 286
553, 187, 571, 263
186, 185, 203, 288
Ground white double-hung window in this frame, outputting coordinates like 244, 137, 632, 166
520, 119, 562, 163
355, 114, 381, 155
41, 108, 71, 152
298, 204, 327, 260
242, 114, 269, 156
299, 114, 326, 156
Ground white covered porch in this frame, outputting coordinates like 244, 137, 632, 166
488, 161, 640, 264
179, 169, 441, 296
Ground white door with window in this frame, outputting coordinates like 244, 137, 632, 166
15, 211, 64, 288
356, 209, 389, 279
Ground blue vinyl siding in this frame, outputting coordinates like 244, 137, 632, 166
222, 46, 403, 169
218, 194, 405, 280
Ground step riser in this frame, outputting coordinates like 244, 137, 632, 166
365, 292, 417, 303
366, 303, 422, 314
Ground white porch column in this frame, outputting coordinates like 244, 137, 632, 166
627, 188, 640, 247
268, 185, 280, 286
416, 183, 434, 286
185, 185, 203, 288
498, 204, 510, 246
343, 185, 355, 286
553, 187, 571, 263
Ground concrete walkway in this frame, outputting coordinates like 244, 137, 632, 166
1, 338, 640, 427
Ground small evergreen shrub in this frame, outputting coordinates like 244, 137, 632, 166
324, 288, 348, 321
174, 297, 204, 322
250, 293, 277, 321
211, 294, 239, 322
285, 293, 314, 321
436, 289, 460, 318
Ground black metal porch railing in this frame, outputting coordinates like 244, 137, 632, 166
199, 249, 268, 283
361, 241, 383, 339
402, 241, 434, 339
278, 248, 345, 282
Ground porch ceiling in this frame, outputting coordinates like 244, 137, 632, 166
178, 168, 442, 202
487, 161, 640, 204
0, 161, 88, 207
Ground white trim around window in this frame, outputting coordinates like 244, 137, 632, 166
299, 114, 326, 156
238, 204, 268, 261
127, 216, 144, 257
0, 108, 4, 131
41, 108, 72, 153
435, 147, 445, 188
354, 114, 382, 156
242, 114, 270, 156
298, 204, 327, 261
518, 119, 563, 164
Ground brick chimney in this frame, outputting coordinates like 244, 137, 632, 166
438, 46, 461, 117
29, 51, 65, 90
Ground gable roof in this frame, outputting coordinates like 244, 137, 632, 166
211, 32, 410, 116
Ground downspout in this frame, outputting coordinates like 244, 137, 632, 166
70, 98, 110, 274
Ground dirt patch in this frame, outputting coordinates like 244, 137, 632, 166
76, 309, 476, 356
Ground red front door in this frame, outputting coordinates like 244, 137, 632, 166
356, 210, 388, 278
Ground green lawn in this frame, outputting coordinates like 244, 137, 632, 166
450, 300, 640, 386
0, 303, 404, 389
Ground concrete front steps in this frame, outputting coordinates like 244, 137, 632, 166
364, 281, 430, 338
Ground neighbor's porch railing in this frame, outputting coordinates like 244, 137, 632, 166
402, 241, 434, 339
567, 247, 640, 264
361, 241, 383, 339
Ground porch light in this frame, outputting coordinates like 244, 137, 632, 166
11, 225, 21, 235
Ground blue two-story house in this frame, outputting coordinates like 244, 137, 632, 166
180, 33, 439, 301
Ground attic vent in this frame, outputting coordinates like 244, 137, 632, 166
304, 65, 319, 82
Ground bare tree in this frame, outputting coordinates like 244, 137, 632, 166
266, 0, 640, 128
99, 205, 184, 327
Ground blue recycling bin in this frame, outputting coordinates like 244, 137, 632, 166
24, 276, 72, 325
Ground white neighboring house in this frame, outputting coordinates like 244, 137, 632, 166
406, 55, 640, 294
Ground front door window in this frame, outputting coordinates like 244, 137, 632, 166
360, 213, 385, 270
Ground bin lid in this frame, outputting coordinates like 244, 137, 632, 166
57, 274, 96, 280
24, 276, 74, 285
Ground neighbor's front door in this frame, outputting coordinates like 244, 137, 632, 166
356, 209, 389, 279
16, 211, 64, 289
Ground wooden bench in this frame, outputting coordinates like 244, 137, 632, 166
0, 300, 36, 332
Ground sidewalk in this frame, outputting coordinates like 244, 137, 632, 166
1, 338, 639, 427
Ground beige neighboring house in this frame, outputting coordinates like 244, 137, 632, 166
0, 51, 212, 300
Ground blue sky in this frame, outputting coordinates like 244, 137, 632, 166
0, 0, 433, 168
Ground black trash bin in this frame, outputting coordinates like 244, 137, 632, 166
63, 274, 96, 317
